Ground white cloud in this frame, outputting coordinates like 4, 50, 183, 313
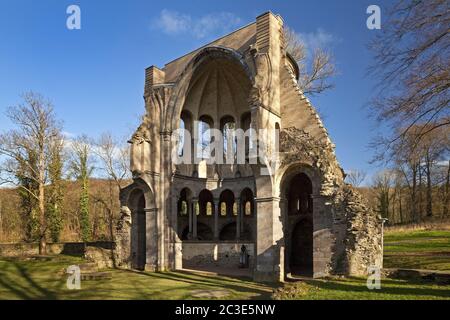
153, 10, 242, 39
297, 28, 339, 52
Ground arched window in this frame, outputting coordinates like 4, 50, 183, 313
178, 188, 192, 216
206, 203, 212, 216
199, 189, 213, 216
245, 201, 251, 216
240, 112, 253, 160
221, 116, 236, 162
240, 188, 254, 216
195, 202, 200, 216
219, 189, 235, 216
197, 115, 213, 159
180, 201, 188, 215
220, 202, 227, 216
288, 173, 313, 215
179, 110, 192, 158
178, 118, 185, 157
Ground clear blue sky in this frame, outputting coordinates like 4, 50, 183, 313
0, 0, 391, 183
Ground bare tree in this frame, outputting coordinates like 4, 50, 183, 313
0, 92, 62, 254
284, 26, 336, 96
419, 125, 449, 217
93, 132, 130, 243
372, 170, 395, 220
369, 0, 449, 150
345, 169, 367, 187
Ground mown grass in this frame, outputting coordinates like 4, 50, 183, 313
0, 255, 273, 300
273, 277, 450, 300
384, 229, 450, 271
2, 228, 450, 300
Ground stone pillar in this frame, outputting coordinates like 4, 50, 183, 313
192, 198, 198, 240
145, 207, 158, 271
236, 198, 241, 240
253, 196, 284, 283
240, 200, 245, 234
187, 200, 192, 239
172, 196, 183, 270
213, 198, 220, 240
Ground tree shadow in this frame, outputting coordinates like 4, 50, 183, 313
0, 260, 58, 300
122, 268, 274, 299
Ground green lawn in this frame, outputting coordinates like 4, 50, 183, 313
384, 230, 450, 271
1, 229, 450, 300
0, 255, 273, 300
273, 277, 450, 300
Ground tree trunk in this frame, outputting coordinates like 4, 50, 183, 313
425, 153, 433, 218
411, 165, 418, 223
418, 164, 423, 220
399, 189, 403, 224
38, 147, 47, 255
39, 180, 46, 255
444, 160, 450, 217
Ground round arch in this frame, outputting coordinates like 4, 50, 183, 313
164, 46, 255, 136
278, 163, 319, 277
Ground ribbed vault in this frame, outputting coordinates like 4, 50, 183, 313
182, 58, 252, 123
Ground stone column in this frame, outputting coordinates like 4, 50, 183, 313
192, 198, 198, 240
188, 200, 192, 239
213, 198, 220, 240
145, 207, 158, 271
253, 195, 284, 283
173, 197, 182, 270
236, 198, 241, 240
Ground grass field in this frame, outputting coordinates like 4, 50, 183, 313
273, 277, 450, 300
0, 255, 277, 300
0, 255, 273, 300
384, 230, 450, 271
0, 228, 449, 300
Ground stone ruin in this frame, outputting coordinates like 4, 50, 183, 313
114, 12, 383, 282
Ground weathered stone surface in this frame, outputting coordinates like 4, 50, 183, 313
330, 185, 383, 275
84, 246, 114, 269
114, 206, 132, 267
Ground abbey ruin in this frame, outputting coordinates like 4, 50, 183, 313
115, 12, 383, 282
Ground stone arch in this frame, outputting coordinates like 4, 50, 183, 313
128, 189, 146, 270
165, 46, 255, 156
177, 187, 192, 216
219, 189, 235, 217
122, 178, 156, 271
278, 163, 320, 277
198, 189, 213, 216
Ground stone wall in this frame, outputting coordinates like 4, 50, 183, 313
331, 185, 383, 276
0, 241, 114, 258
182, 242, 254, 269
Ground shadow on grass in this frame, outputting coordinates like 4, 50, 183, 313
0, 260, 57, 300
122, 269, 274, 299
